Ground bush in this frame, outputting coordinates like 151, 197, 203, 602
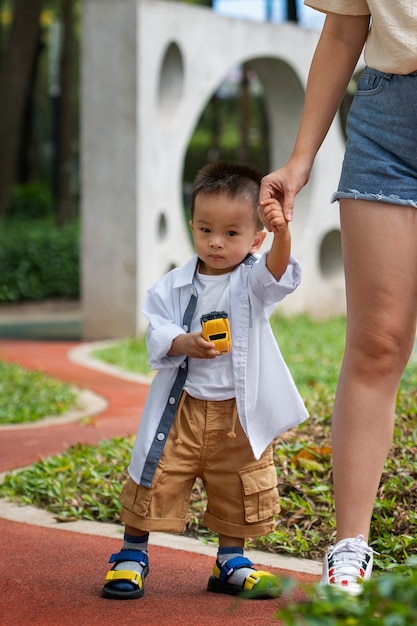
0, 218, 80, 302
8, 182, 53, 219
277, 560, 417, 625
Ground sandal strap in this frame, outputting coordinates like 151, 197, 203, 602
105, 569, 144, 589
108, 549, 148, 567
216, 556, 254, 584
243, 570, 279, 592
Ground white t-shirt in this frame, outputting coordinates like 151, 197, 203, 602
305, 0, 417, 74
184, 269, 234, 401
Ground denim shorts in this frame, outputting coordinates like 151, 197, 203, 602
333, 67, 417, 208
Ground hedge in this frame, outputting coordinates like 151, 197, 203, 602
0, 218, 80, 302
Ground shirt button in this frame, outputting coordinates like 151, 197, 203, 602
180, 361, 186, 368
157, 432, 165, 441
183, 324, 188, 331
169, 396, 176, 404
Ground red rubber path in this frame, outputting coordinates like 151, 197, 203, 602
0, 340, 319, 626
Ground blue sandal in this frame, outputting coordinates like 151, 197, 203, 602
207, 556, 281, 599
102, 549, 149, 600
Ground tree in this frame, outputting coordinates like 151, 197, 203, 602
286, 0, 298, 22
183, 0, 213, 6
17, 27, 44, 183
265, 1, 298, 24
238, 64, 251, 165
55, 0, 76, 225
0, 0, 43, 217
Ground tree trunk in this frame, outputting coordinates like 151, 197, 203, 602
238, 64, 250, 165
56, 0, 76, 226
0, 0, 43, 217
17, 33, 44, 183
287, 0, 298, 22
209, 92, 221, 161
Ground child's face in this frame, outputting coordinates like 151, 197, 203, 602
190, 192, 266, 275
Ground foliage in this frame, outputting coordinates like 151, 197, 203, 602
183, 0, 213, 6
183, 90, 268, 199
0, 437, 133, 521
276, 560, 417, 625
92, 337, 150, 377
0, 1, 80, 219
8, 182, 53, 219
2, 315, 417, 571
0, 217, 79, 302
0, 361, 77, 424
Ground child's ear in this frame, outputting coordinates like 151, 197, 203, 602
249, 230, 267, 253
189, 220, 194, 232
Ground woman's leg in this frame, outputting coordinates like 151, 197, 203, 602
333, 199, 417, 543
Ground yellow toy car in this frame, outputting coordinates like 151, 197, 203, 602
201, 311, 232, 354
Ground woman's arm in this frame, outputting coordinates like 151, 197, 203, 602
260, 12, 370, 223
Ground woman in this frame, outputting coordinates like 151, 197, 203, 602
259, 1, 417, 596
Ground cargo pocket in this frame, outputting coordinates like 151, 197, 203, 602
240, 463, 279, 523
120, 465, 165, 517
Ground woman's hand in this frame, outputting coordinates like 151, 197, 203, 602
259, 156, 312, 227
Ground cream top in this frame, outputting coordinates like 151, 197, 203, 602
305, 0, 417, 74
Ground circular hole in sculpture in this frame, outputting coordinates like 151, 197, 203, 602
158, 212, 168, 240
319, 229, 344, 285
182, 57, 307, 229
158, 41, 184, 127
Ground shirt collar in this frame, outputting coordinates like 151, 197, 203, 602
172, 252, 258, 289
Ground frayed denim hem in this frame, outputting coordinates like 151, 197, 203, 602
331, 190, 417, 209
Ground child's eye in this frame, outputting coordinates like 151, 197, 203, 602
226, 230, 238, 237
200, 227, 211, 233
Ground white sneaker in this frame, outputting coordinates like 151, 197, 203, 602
318, 535, 374, 596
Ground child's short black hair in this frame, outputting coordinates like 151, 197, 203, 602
191, 161, 264, 230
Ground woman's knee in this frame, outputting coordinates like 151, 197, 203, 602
347, 327, 413, 380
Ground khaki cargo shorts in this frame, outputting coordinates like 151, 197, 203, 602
120, 392, 280, 538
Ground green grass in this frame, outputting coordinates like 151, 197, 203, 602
0, 436, 133, 522
1, 314, 417, 567
0, 361, 78, 424
92, 336, 150, 375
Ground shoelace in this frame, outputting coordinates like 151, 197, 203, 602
327, 535, 376, 583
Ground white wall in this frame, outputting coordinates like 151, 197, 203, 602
81, 0, 347, 339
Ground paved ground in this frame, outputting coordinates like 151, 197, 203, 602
0, 336, 320, 626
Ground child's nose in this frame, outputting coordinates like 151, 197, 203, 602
209, 235, 223, 248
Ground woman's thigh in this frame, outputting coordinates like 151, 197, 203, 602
340, 199, 417, 361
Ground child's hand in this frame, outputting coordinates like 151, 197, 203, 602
259, 198, 289, 236
169, 332, 220, 359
